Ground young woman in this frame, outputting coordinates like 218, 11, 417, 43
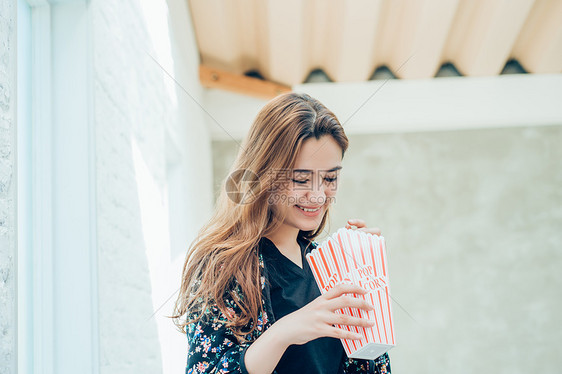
172, 93, 391, 374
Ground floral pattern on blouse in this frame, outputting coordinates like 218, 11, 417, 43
185, 241, 391, 374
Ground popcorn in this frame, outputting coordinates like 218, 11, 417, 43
306, 228, 395, 359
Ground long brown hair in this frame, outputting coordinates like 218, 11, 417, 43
171, 92, 349, 342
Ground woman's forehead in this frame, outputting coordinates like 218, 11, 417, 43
293, 136, 343, 170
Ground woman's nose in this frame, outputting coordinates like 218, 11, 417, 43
307, 177, 327, 202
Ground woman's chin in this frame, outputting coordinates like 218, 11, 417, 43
295, 212, 326, 231
298, 224, 319, 232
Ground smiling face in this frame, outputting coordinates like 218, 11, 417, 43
270, 135, 343, 232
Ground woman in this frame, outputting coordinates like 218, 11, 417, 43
172, 93, 391, 373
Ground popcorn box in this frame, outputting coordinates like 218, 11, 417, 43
305, 228, 395, 359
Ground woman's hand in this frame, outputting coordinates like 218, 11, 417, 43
271, 283, 375, 347
245, 284, 373, 374
346, 218, 381, 236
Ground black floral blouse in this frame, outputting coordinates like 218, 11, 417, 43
185, 240, 391, 374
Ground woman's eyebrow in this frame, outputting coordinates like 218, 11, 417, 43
293, 166, 342, 173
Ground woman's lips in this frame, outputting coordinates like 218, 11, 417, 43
295, 205, 323, 217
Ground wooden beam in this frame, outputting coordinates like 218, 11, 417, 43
199, 64, 291, 99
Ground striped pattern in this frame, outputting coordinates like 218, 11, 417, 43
188, 0, 562, 85
306, 228, 395, 360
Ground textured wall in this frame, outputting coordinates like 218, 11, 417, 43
212, 125, 562, 373
92, 0, 163, 368
0, 0, 16, 372
92, 0, 211, 372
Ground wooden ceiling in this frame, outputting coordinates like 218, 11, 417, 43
188, 0, 562, 88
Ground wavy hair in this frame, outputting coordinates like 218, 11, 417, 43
171, 92, 349, 342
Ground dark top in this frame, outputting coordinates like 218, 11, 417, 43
260, 235, 345, 374
184, 236, 392, 374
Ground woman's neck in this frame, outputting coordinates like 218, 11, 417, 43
265, 225, 303, 268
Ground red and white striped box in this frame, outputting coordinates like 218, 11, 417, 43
305, 228, 395, 359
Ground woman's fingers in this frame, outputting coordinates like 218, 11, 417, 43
323, 283, 367, 300
326, 294, 375, 312
327, 312, 375, 328
326, 326, 364, 340
359, 227, 382, 236
346, 218, 366, 229
346, 219, 382, 236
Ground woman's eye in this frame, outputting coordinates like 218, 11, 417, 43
292, 179, 309, 184
323, 176, 338, 183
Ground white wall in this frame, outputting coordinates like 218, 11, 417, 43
92, 0, 212, 372
0, 0, 17, 372
212, 123, 562, 374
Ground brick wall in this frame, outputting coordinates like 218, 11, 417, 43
0, 0, 16, 372
92, 0, 211, 372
